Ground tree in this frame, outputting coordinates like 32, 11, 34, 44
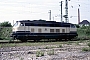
75, 24, 80, 28
0, 21, 12, 27
85, 26, 90, 35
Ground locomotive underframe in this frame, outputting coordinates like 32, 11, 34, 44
11, 31, 78, 42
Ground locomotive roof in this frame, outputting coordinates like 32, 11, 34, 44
17, 20, 71, 25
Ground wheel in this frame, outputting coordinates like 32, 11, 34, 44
12, 36, 15, 40
34, 39, 40, 42
20, 39, 27, 42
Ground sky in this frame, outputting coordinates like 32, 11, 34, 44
0, 0, 90, 25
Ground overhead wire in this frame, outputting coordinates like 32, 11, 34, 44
70, 0, 90, 5
69, 0, 90, 21
69, 0, 90, 12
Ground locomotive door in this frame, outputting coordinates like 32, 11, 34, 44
19, 22, 25, 31
66, 24, 70, 33
66, 27, 70, 33
24, 23, 30, 32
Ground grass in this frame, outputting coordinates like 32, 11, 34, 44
45, 46, 50, 49
75, 41, 80, 45
0, 27, 12, 40
36, 51, 44, 57
58, 44, 63, 48
0, 43, 17, 48
75, 40, 84, 45
0, 40, 87, 48
0, 41, 66, 48
82, 47, 90, 52
44, 46, 58, 49
47, 49, 55, 55
82, 42, 90, 52
88, 42, 90, 47
66, 41, 73, 45
0, 39, 89, 49
20, 58, 24, 60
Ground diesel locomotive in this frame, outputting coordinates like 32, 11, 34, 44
11, 20, 78, 42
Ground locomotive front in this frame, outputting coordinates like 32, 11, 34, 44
11, 21, 31, 42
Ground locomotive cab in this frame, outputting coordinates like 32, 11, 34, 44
13, 21, 25, 32
13, 21, 20, 32
11, 21, 31, 41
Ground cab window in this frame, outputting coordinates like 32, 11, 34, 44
13, 22, 21, 27
20, 23, 24, 26
13, 22, 18, 27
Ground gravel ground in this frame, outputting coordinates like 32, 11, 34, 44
0, 44, 90, 60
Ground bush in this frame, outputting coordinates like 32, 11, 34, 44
58, 44, 63, 48
0, 21, 12, 27
75, 24, 80, 28
45, 46, 49, 49
78, 36, 87, 40
0, 27, 12, 40
82, 47, 90, 52
47, 49, 54, 55
67, 41, 73, 45
77, 26, 90, 40
36, 51, 44, 57
88, 42, 90, 47
0, 38, 3, 40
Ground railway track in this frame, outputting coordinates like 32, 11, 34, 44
0, 40, 21, 43
0, 38, 79, 43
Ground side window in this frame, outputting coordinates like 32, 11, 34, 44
70, 24, 76, 28
25, 23, 30, 26
62, 29, 65, 33
38, 28, 42, 33
56, 29, 60, 33
50, 29, 54, 33
45, 28, 47, 31
31, 28, 34, 32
